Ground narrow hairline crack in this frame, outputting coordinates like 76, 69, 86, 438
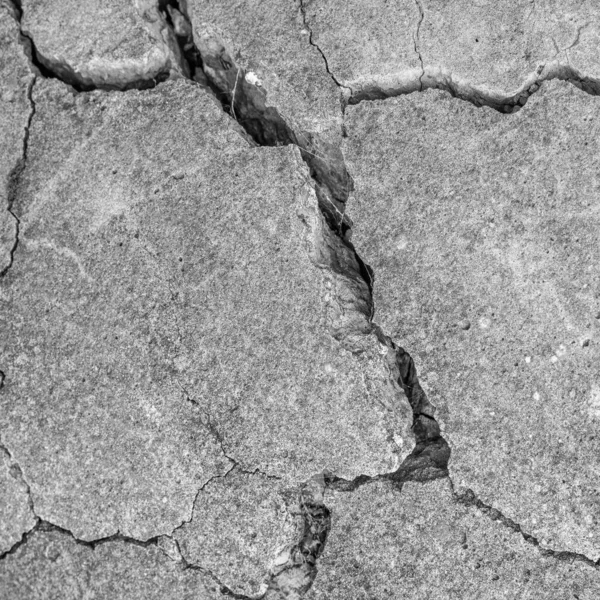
0, 75, 35, 280
413, 0, 425, 91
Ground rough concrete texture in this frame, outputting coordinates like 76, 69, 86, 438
0, 74, 410, 542
0, 528, 221, 599
2, 0, 600, 596
175, 467, 303, 596
20, 0, 182, 89
0, 5, 33, 274
187, 0, 341, 142
307, 0, 600, 94
308, 479, 600, 599
344, 82, 600, 559
0, 448, 36, 556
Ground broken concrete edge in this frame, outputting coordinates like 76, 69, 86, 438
450, 480, 600, 570
4, 0, 186, 91
0, 74, 35, 280
344, 60, 600, 112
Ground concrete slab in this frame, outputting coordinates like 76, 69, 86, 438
0, 76, 411, 549
308, 479, 600, 599
20, 0, 182, 89
344, 82, 600, 558
0, 528, 220, 599
175, 467, 303, 596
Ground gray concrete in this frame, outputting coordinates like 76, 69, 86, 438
344, 82, 600, 559
2, 0, 600, 596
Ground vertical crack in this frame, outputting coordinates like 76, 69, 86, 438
0, 75, 36, 280
413, 0, 425, 91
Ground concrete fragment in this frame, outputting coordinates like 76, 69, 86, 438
0, 6, 33, 275
0, 528, 220, 599
175, 467, 303, 596
20, 0, 183, 89
344, 82, 600, 558
0, 77, 412, 544
308, 479, 600, 599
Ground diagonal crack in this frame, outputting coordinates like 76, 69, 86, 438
452, 482, 600, 570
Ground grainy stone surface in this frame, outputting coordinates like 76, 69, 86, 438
21, 0, 179, 88
0, 76, 410, 543
0, 529, 221, 599
0, 6, 33, 274
0, 449, 36, 555
304, 0, 420, 86
3, 0, 600, 596
308, 479, 600, 599
175, 467, 303, 596
344, 82, 600, 559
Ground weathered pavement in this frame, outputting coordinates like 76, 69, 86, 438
1, 1, 599, 598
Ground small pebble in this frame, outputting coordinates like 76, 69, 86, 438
550, 355, 558, 363
582, 339, 591, 347
458, 319, 471, 330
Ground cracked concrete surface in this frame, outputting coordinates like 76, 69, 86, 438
1, 0, 600, 597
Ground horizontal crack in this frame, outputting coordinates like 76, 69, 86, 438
345, 61, 600, 112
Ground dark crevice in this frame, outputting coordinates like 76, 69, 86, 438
0, 75, 35, 280
452, 484, 600, 569
162, 1, 353, 236
7, 0, 172, 92
347, 61, 600, 113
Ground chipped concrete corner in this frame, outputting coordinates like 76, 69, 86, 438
0, 0, 599, 597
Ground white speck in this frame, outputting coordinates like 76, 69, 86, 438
533, 392, 541, 401
489, 411, 495, 416
393, 433, 404, 448
396, 236, 408, 250
162, 497, 167, 504
379, 343, 388, 355
245, 71, 262, 86
556, 344, 567, 356
479, 317, 491, 329
324, 363, 333, 373
550, 355, 558, 363
525, 356, 531, 363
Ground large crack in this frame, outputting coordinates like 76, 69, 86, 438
3, 0, 592, 594
345, 60, 600, 112
156, 3, 450, 595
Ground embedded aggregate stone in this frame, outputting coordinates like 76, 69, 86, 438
0, 528, 221, 600
0, 77, 411, 545
20, 0, 178, 88
344, 81, 600, 559
175, 467, 304, 596
0, 6, 34, 274
308, 479, 600, 599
